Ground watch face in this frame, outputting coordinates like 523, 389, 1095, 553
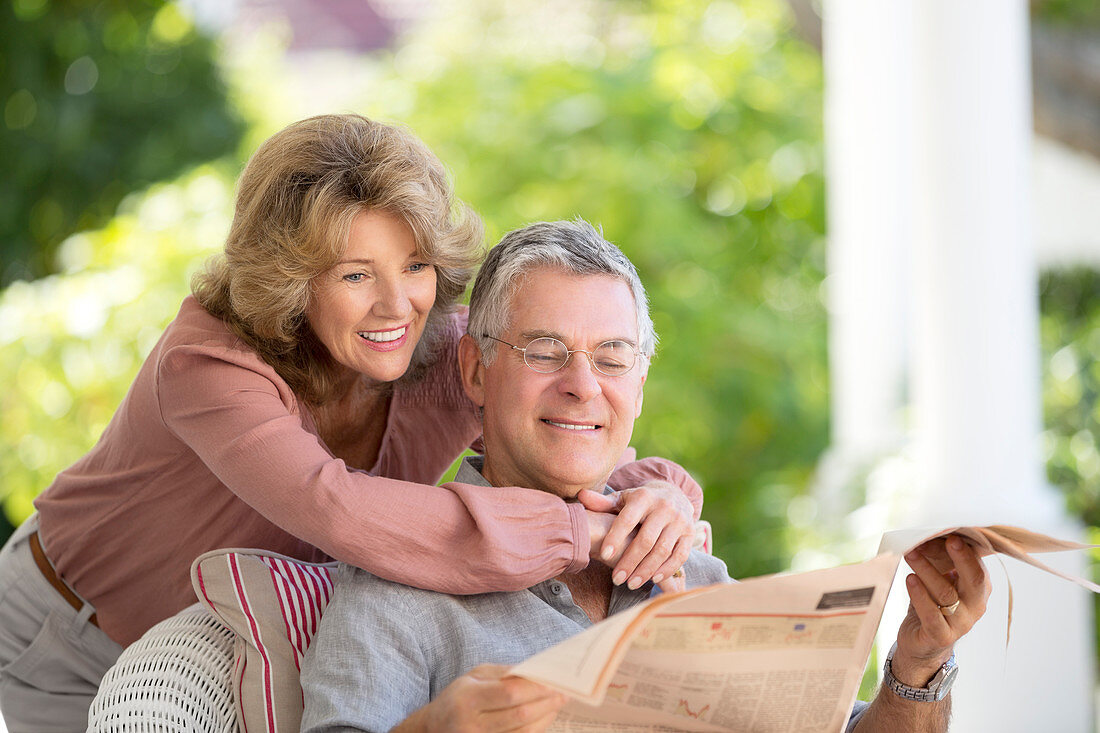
935, 664, 960, 701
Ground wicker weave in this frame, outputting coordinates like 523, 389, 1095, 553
87, 603, 237, 733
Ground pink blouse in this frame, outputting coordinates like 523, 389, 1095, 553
35, 297, 702, 645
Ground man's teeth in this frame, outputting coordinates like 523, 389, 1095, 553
359, 327, 407, 343
545, 420, 598, 431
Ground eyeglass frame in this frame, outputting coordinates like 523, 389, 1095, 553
480, 334, 645, 377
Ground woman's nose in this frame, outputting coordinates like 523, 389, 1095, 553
373, 278, 412, 319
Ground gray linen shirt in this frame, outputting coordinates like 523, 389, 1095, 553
300, 457, 868, 732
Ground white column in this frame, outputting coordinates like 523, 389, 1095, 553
909, 0, 1042, 522
821, 0, 911, 482
822, 1, 1094, 730
906, 2, 1093, 729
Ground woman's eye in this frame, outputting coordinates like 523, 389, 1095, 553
343, 273, 365, 283
408, 262, 431, 273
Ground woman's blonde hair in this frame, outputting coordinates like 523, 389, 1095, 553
192, 114, 483, 404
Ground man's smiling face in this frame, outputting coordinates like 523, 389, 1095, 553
459, 267, 647, 498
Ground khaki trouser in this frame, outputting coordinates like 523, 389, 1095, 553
0, 514, 122, 733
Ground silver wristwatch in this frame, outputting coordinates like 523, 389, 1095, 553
883, 643, 958, 702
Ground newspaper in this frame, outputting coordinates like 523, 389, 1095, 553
510, 525, 1096, 733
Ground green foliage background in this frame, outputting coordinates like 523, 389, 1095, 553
1041, 269, 1100, 529
0, 0, 825, 581
1, 0, 1099, 608
383, 0, 829, 578
1039, 269, 1100, 651
0, 0, 243, 282
1032, 0, 1100, 27
0, 169, 234, 538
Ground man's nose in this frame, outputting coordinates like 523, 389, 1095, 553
556, 351, 603, 401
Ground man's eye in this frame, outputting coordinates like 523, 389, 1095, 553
527, 352, 559, 363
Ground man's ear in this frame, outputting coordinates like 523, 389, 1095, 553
458, 333, 487, 407
634, 366, 647, 419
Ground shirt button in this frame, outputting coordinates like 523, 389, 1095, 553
550, 582, 564, 595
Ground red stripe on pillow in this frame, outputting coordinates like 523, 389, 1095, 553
292, 561, 320, 637
234, 644, 250, 733
265, 560, 301, 671
230, 553, 278, 731
269, 558, 308, 668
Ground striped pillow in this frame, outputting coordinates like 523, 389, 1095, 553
191, 549, 337, 733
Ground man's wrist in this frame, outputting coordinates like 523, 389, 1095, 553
883, 644, 958, 703
888, 646, 954, 687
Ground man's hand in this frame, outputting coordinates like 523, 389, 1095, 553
852, 534, 991, 732
579, 480, 695, 594
394, 665, 565, 733
891, 534, 991, 685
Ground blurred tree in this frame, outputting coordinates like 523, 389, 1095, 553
1039, 267, 1100, 654
2, 0, 1099, 607
1032, 0, 1100, 27
364, 0, 829, 577
1040, 268, 1100, 529
0, 169, 230, 526
0, 0, 244, 283
0, 0, 829, 577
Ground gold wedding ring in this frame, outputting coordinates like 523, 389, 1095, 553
938, 599, 961, 616
672, 568, 685, 579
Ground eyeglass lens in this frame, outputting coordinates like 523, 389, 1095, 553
523, 337, 635, 376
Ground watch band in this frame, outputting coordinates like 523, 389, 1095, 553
883, 643, 958, 703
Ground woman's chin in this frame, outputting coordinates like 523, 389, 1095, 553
360, 363, 413, 385
352, 331, 423, 383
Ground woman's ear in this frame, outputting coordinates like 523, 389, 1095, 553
458, 333, 486, 407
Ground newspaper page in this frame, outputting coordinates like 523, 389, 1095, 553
511, 524, 1097, 733
513, 553, 900, 732
879, 525, 1100, 593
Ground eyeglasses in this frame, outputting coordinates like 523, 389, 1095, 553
482, 334, 642, 377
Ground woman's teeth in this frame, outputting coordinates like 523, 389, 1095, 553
359, 327, 407, 343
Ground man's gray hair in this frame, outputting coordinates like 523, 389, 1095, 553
468, 218, 658, 364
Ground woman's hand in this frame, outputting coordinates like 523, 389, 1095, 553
579, 480, 695, 594
395, 664, 566, 733
890, 535, 992, 686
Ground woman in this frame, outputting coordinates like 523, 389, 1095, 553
0, 114, 702, 730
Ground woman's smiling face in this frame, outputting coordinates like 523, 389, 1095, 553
307, 210, 437, 387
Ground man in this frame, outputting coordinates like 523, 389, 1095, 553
301, 219, 990, 732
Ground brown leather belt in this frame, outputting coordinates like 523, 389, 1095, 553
28, 531, 98, 628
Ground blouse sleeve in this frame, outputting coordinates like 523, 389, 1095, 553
606, 457, 704, 520
157, 344, 589, 594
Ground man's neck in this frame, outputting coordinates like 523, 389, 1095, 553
457, 456, 618, 622
558, 564, 613, 623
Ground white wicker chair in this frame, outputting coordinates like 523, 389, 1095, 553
87, 604, 237, 733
